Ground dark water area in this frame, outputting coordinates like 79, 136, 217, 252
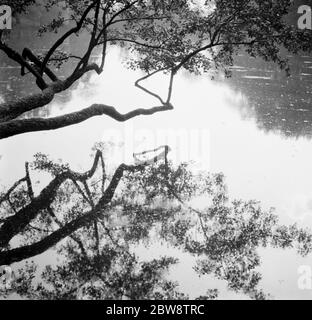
226, 53, 312, 139
0, 3, 93, 118
217, 0, 312, 139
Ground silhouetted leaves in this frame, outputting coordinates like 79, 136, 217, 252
2, 149, 311, 300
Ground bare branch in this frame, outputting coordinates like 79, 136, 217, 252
135, 68, 169, 105
0, 103, 173, 140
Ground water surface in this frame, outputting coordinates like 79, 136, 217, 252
1, 36, 312, 299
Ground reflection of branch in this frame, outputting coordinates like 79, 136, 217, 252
47, 206, 87, 258
101, 221, 132, 259
82, 180, 100, 255
168, 184, 210, 243
25, 163, 34, 201
0, 177, 26, 206
133, 145, 171, 165
158, 148, 211, 243
0, 151, 104, 248
28, 224, 51, 234
0, 163, 34, 207
0, 150, 164, 265
94, 220, 100, 256
100, 153, 106, 195
72, 180, 91, 206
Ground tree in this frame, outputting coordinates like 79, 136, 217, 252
0, 0, 311, 139
0, 144, 170, 265
0, 145, 311, 300
1, 0, 312, 301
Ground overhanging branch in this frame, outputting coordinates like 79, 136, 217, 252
0, 103, 174, 140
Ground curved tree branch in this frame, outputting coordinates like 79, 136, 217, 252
0, 103, 174, 140
0, 149, 167, 265
0, 87, 56, 123
0, 151, 104, 248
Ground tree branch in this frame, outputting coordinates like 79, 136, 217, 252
0, 103, 173, 140
0, 150, 165, 265
0, 43, 47, 90
0, 151, 104, 248
47, 206, 88, 257
21, 48, 58, 83
40, 0, 98, 74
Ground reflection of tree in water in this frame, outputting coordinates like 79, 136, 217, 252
2, 146, 311, 300
225, 53, 312, 138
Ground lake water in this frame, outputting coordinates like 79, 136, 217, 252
1, 27, 312, 299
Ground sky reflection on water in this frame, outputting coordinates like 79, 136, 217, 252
1, 48, 312, 299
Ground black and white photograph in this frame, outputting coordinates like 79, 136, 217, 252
0, 0, 312, 305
